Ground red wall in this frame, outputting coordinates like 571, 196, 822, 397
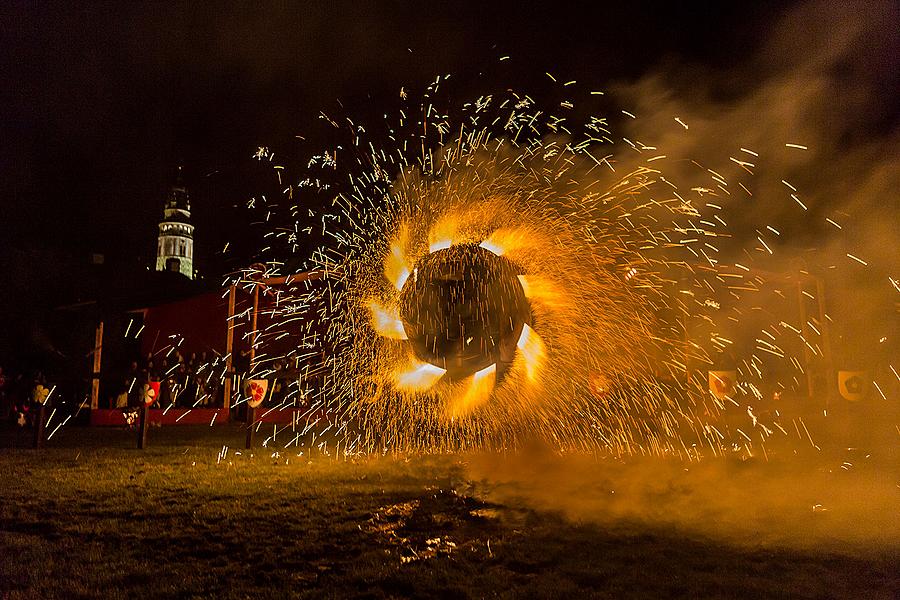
140, 291, 230, 357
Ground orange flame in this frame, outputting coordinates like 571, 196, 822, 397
428, 217, 458, 253
367, 300, 407, 340
395, 360, 446, 391
517, 275, 569, 312
516, 323, 546, 381
479, 228, 531, 257
478, 239, 505, 255
447, 363, 496, 418
385, 242, 411, 290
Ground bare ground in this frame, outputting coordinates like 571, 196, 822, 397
0, 425, 897, 599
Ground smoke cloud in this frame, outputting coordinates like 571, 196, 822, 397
463, 0, 898, 554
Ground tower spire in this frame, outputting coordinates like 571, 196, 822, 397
155, 165, 195, 279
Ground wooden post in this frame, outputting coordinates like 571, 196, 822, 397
249, 283, 260, 376
797, 275, 816, 400
32, 403, 47, 449
243, 281, 263, 445
90, 321, 104, 410
815, 276, 834, 408
137, 404, 149, 449
222, 284, 237, 421
682, 306, 691, 390
678, 274, 692, 393
245, 405, 255, 449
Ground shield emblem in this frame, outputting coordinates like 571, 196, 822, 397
244, 379, 269, 408
708, 371, 737, 400
838, 371, 869, 402
142, 381, 160, 406
32, 385, 50, 404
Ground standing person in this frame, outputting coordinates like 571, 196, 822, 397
176, 362, 190, 407
157, 358, 171, 407
28, 371, 50, 427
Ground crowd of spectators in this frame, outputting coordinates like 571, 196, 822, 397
1, 351, 311, 426
109, 351, 221, 410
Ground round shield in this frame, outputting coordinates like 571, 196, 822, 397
142, 381, 160, 406
244, 379, 269, 408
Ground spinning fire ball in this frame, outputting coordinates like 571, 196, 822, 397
248, 73, 892, 456
398, 243, 531, 384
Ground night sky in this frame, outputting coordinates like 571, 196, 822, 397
1, 1, 897, 361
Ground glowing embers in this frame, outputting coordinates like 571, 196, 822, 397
398, 243, 531, 383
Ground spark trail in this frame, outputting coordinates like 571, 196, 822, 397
237, 74, 894, 458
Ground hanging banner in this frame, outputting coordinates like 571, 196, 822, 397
837, 371, 869, 402
244, 379, 270, 408
708, 371, 737, 400
142, 381, 161, 406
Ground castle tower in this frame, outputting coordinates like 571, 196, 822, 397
155, 166, 195, 279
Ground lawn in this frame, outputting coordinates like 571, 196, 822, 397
0, 425, 897, 599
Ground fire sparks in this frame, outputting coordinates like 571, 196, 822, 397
367, 300, 407, 340
448, 364, 497, 419
225, 65, 896, 457
395, 361, 446, 391
385, 230, 412, 290
515, 324, 545, 382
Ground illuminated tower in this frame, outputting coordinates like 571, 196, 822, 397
155, 166, 194, 279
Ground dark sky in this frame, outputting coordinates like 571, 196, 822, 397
3, 1, 897, 360
1, 2, 790, 265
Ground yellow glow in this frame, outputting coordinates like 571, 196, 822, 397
517, 274, 531, 297
517, 275, 567, 311
516, 324, 546, 381
480, 228, 530, 258
429, 238, 453, 253
367, 300, 407, 340
385, 242, 411, 290
428, 217, 458, 253
448, 363, 496, 418
395, 360, 446, 391
478, 239, 505, 255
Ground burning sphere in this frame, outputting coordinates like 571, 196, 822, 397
398, 243, 531, 383
272, 75, 853, 456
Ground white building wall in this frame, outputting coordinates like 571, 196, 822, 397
156, 224, 195, 279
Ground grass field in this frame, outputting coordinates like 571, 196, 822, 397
1, 424, 898, 599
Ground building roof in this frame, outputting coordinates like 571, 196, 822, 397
163, 165, 191, 214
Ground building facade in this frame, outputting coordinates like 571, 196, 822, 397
155, 166, 194, 279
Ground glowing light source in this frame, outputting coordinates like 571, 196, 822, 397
479, 228, 531, 258
367, 300, 407, 340
515, 324, 546, 381
517, 275, 567, 312
385, 242, 411, 290
448, 363, 496, 418
429, 239, 453, 253
478, 239, 505, 255
395, 361, 446, 391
